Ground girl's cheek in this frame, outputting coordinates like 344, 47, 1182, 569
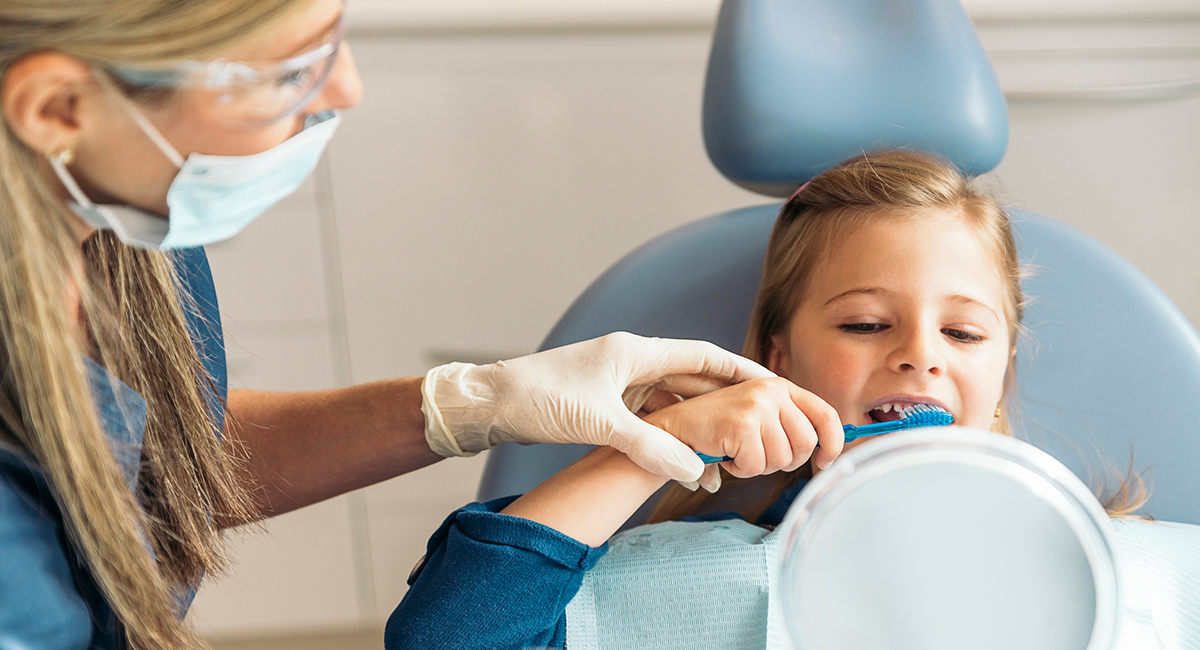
812, 344, 869, 380
812, 369, 871, 426
955, 356, 1008, 428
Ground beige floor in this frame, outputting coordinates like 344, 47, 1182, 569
207, 627, 384, 650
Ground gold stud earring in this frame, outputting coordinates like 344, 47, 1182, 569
994, 406, 1002, 419
47, 140, 77, 166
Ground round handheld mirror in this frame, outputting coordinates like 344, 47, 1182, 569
778, 428, 1119, 650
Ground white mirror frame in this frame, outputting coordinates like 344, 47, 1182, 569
777, 428, 1120, 650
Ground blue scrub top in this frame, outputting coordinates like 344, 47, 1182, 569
0, 247, 227, 649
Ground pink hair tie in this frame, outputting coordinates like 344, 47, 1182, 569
789, 181, 811, 201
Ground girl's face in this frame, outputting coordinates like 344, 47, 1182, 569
768, 209, 1014, 456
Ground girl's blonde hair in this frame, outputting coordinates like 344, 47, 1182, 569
650, 150, 1146, 524
0, 1, 315, 647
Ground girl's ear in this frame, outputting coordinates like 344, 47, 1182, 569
765, 333, 790, 377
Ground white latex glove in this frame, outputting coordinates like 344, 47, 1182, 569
420, 332, 775, 482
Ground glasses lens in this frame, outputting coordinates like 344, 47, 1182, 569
109, 14, 345, 125
216, 45, 338, 123
215, 13, 345, 124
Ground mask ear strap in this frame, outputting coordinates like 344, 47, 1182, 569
47, 147, 97, 208
122, 105, 186, 168
92, 68, 186, 168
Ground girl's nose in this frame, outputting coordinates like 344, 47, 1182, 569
306, 43, 364, 113
890, 326, 945, 377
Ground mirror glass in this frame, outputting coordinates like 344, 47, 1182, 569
778, 428, 1118, 650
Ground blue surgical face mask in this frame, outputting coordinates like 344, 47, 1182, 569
49, 107, 341, 250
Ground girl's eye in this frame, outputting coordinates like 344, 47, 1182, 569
943, 328, 985, 343
840, 323, 888, 335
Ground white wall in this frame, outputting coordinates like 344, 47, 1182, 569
190, 2, 1200, 639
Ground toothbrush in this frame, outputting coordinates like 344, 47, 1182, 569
695, 404, 953, 464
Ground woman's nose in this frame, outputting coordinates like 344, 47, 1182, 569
307, 43, 363, 113
890, 326, 945, 377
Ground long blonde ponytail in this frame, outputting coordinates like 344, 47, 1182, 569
0, 0, 315, 647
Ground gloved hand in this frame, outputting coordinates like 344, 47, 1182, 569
642, 377, 844, 492
421, 332, 775, 482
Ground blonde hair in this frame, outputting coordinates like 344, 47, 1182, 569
0, 1, 315, 647
651, 150, 1147, 524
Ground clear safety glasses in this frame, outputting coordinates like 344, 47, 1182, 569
107, 14, 345, 125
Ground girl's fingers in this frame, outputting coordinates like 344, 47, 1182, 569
788, 384, 843, 470
777, 398, 818, 472
652, 374, 733, 400
644, 376, 841, 480
759, 412, 794, 474
724, 428, 766, 478
638, 387, 684, 414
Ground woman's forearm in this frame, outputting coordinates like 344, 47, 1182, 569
500, 446, 669, 546
225, 379, 442, 520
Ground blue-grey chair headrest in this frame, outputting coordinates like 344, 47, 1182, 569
703, 0, 1010, 197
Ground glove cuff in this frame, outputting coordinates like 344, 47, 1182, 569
421, 362, 499, 457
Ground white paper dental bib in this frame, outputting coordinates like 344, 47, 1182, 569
565, 518, 790, 650
1108, 517, 1200, 648
565, 428, 1142, 650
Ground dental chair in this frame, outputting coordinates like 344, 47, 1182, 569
478, 0, 1200, 526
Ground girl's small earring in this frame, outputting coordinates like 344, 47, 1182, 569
47, 140, 77, 166
994, 406, 1002, 420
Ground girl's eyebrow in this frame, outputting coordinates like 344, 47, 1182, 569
823, 288, 1001, 324
947, 294, 1001, 324
823, 287, 890, 308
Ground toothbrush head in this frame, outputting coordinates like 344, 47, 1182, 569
897, 404, 954, 428
842, 404, 955, 442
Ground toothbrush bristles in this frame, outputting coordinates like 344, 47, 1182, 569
900, 404, 954, 428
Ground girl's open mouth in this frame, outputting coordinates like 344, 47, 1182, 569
866, 402, 935, 424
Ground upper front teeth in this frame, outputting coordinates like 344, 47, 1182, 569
879, 403, 913, 414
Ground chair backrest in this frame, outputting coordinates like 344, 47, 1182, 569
704, 0, 1008, 196
480, 0, 1200, 524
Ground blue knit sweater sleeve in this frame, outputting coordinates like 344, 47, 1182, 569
384, 496, 608, 650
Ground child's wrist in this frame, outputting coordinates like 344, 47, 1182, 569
593, 445, 671, 490
500, 445, 668, 545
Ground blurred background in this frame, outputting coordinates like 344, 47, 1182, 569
191, 0, 1200, 647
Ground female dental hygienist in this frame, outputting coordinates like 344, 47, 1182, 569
0, 0, 843, 648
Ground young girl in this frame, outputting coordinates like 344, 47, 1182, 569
387, 150, 1126, 648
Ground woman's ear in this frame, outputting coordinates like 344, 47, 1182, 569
2, 53, 95, 155
765, 333, 791, 378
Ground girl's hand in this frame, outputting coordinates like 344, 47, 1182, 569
643, 377, 844, 491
